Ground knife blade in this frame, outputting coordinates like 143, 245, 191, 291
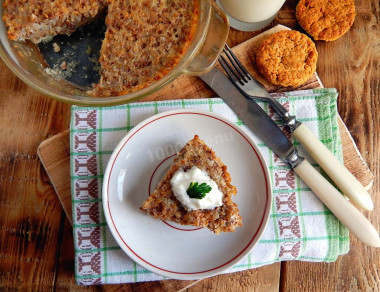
199, 67, 380, 247
200, 68, 299, 164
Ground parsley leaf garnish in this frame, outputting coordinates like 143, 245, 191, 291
186, 182, 212, 199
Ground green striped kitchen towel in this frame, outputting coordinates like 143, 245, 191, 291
70, 88, 349, 285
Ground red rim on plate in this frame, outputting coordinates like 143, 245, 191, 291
104, 110, 271, 279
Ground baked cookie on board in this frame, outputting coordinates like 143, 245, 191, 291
296, 0, 356, 41
256, 30, 318, 87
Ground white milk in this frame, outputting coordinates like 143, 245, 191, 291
219, 0, 285, 23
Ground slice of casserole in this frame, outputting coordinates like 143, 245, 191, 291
140, 135, 242, 234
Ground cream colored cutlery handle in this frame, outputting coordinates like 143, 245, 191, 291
294, 159, 380, 247
293, 123, 373, 211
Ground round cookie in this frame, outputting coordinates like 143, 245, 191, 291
256, 30, 318, 87
296, 0, 356, 41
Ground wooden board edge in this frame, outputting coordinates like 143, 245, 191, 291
37, 129, 73, 225
337, 116, 374, 190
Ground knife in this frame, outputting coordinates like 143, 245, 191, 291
199, 67, 380, 247
218, 48, 373, 212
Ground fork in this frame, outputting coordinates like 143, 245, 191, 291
219, 45, 299, 130
218, 44, 374, 211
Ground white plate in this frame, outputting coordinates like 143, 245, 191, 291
102, 109, 272, 280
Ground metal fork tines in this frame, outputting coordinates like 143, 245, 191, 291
219, 44, 297, 128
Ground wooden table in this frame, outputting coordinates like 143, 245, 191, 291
0, 0, 379, 290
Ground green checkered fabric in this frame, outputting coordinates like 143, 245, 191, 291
70, 88, 349, 285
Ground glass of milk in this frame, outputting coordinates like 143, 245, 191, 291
216, 0, 285, 31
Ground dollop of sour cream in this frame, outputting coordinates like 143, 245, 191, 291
170, 166, 223, 211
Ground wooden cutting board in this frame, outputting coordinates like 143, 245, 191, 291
37, 25, 374, 225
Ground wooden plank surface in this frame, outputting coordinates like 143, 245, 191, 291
0, 0, 379, 290
37, 23, 374, 291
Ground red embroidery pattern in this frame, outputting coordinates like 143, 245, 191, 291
75, 110, 97, 129
279, 241, 301, 259
75, 155, 97, 176
75, 132, 97, 152
276, 193, 297, 213
77, 252, 102, 285
272, 98, 302, 259
279, 217, 301, 238
76, 203, 100, 224
75, 179, 98, 200
73, 110, 103, 282
76, 227, 101, 249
